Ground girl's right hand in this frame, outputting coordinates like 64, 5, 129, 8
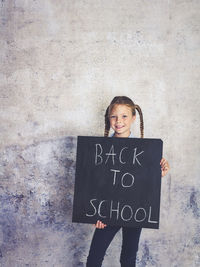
93, 220, 107, 229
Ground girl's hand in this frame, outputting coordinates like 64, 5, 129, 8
160, 157, 170, 177
93, 220, 107, 229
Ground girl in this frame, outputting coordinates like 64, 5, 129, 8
86, 96, 170, 267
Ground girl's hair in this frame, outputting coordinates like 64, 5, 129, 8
104, 96, 144, 138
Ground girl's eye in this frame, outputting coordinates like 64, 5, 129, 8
110, 115, 116, 118
123, 115, 127, 118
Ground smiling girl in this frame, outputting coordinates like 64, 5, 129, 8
86, 96, 170, 267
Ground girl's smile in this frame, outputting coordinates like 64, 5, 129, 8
115, 125, 124, 129
109, 104, 136, 138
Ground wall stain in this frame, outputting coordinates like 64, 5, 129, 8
140, 241, 157, 266
189, 188, 200, 218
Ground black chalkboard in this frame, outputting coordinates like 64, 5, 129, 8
72, 136, 163, 229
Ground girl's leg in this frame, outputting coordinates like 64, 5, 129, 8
120, 227, 142, 267
86, 225, 121, 267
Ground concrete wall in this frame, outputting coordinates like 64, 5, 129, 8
0, 0, 200, 266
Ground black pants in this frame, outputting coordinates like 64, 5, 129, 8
86, 225, 142, 267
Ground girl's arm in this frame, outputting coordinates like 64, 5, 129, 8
160, 158, 170, 177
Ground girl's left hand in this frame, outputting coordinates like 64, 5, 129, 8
160, 158, 170, 177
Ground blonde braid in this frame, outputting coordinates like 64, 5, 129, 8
104, 106, 110, 137
134, 104, 144, 138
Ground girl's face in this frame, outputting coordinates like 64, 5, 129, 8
109, 104, 136, 137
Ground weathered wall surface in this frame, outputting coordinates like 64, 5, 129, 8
0, 0, 200, 266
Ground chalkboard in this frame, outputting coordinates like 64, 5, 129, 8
72, 136, 163, 229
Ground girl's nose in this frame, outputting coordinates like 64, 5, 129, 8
116, 117, 121, 123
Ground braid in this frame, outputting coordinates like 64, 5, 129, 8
104, 106, 110, 137
134, 104, 144, 138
